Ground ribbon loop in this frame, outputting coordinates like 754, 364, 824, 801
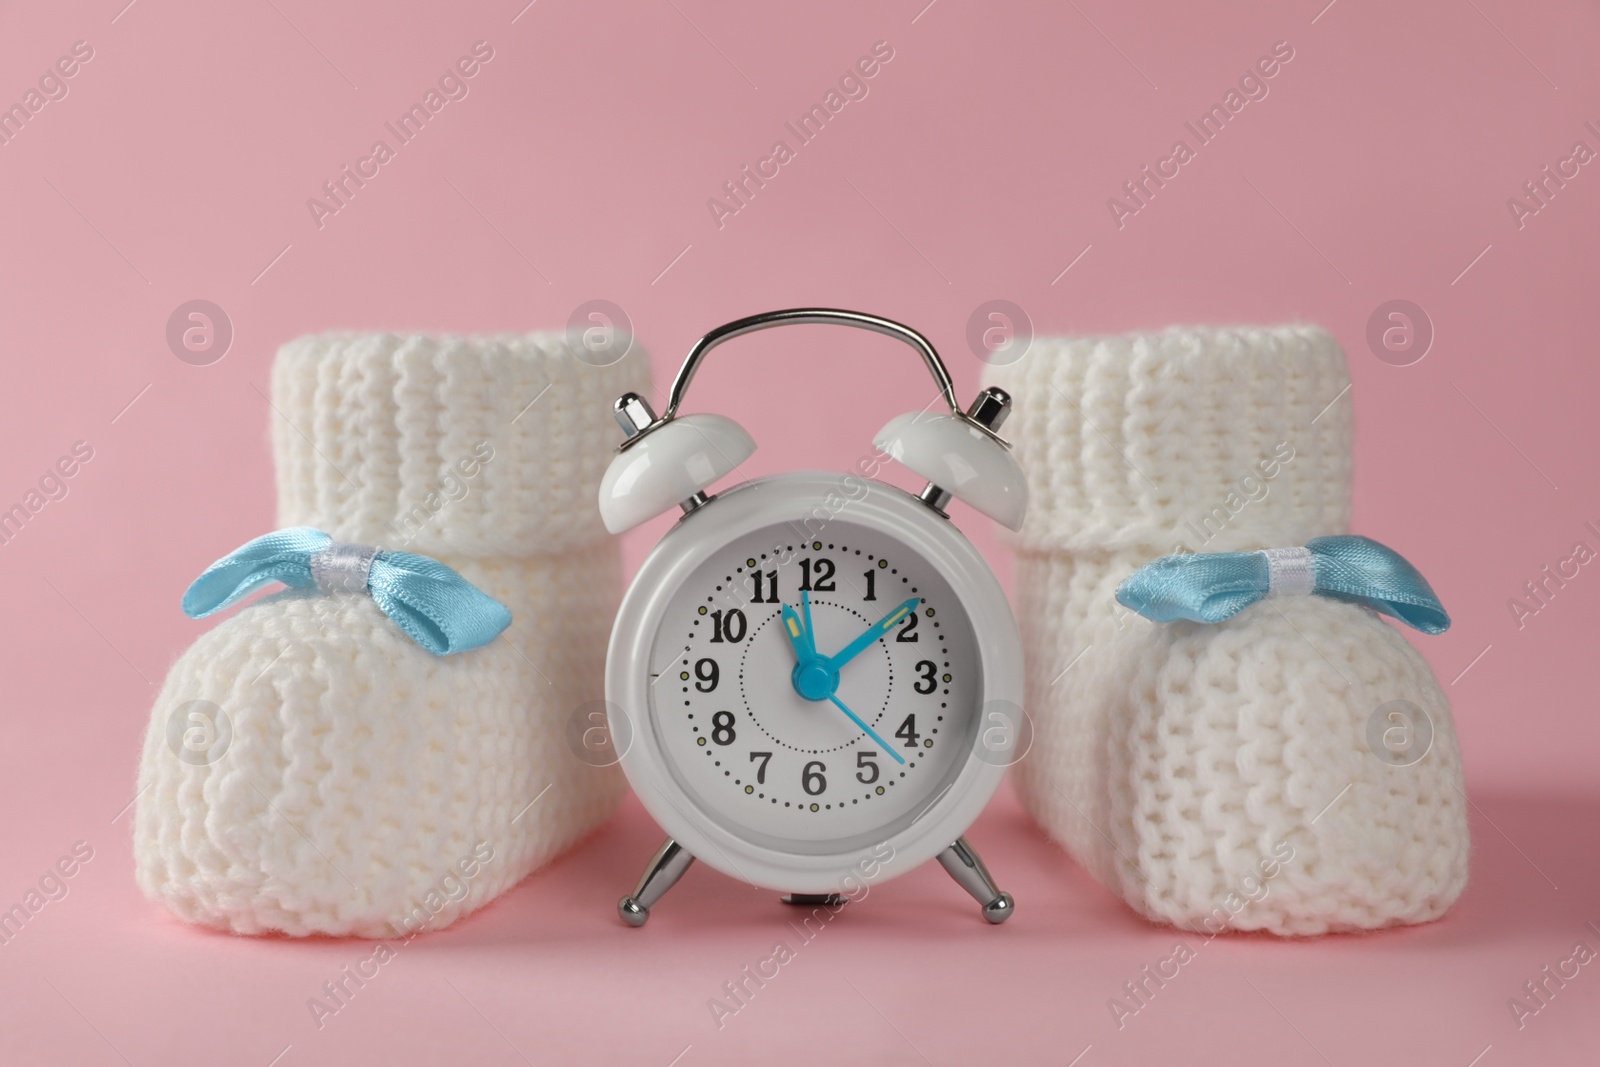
1114, 534, 1449, 634
180, 527, 511, 655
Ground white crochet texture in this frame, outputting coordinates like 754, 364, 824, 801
135, 332, 647, 937
985, 325, 1468, 935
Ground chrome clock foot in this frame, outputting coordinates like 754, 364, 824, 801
618, 838, 694, 927
937, 837, 1014, 924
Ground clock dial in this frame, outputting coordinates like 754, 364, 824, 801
647, 521, 982, 852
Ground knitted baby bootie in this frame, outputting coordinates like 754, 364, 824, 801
135, 331, 649, 937
985, 325, 1468, 935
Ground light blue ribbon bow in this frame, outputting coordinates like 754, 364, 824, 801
181, 527, 512, 655
1114, 535, 1450, 634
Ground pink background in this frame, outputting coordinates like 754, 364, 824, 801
2, 0, 1597, 1063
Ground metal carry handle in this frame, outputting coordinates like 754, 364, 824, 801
663, 308, 962, 421
613, 307, 1009, 450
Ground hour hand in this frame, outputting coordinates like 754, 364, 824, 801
779, 602, 811, 663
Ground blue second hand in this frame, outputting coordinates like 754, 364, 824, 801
827, 694, 906, 765
792, 590, 906, 764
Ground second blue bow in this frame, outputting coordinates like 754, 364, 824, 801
1114, 535, 1449, 634
181, 527, 512, 655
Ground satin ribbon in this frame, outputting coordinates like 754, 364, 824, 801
181, 527, 512, 655
1114, 535, 1450, 634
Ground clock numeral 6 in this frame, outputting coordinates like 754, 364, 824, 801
913, 660, 938, 694
801, 760, 827, 796
709, 609, 747, 643
855, 750, 879, 784
711, 710, 737, 745
694, 658, 719, 692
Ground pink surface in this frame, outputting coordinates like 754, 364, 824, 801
1, 0, 1596, 1064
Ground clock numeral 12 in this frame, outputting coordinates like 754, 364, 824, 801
798, 558, 835, 592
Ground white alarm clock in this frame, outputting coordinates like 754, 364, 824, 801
597, 309, 1028, 926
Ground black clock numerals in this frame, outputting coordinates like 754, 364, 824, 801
709, 608, 747, 643
749, 569, 779, 603
797, 557, 835, 592
694, 658, 719, 692
679, 541, 950, 813
895, 714, 921, 748
896, 610, 919, 642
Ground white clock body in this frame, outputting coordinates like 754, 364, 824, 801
605, 471, 1022, 895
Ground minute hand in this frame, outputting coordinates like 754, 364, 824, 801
825, 597, 921, 672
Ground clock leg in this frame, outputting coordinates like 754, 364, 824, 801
937, 837, 1015, 924
618, 838, 694, 927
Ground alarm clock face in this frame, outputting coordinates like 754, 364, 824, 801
652, 522, 979, 851
608, 473, 1021, 893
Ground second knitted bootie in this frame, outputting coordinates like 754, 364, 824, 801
986, 325, 1468, 935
